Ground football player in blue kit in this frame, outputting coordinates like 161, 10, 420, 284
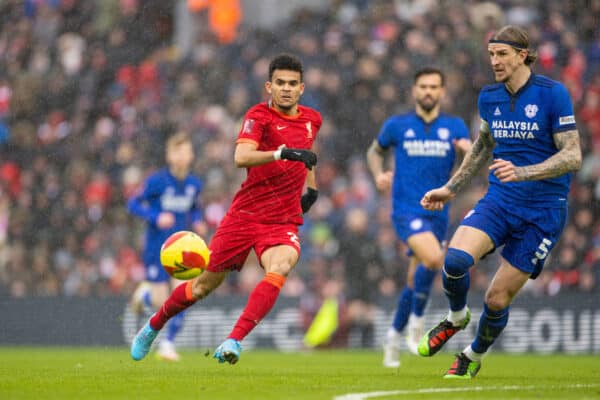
367, 67, 471, 367
419, 25, 582, 378
128, 131, 207, 361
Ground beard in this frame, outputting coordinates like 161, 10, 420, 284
417, 97, 437, 112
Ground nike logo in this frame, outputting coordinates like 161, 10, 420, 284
276, 125, 286, 130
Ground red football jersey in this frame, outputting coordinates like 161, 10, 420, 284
228, 102, 322, 225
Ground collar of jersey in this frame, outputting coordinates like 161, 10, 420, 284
504, 72, 536, 98
413, 110, 440, 126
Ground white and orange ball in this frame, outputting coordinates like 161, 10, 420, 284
160, 231, 210, 280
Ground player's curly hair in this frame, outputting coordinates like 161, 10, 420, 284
491, 25, 538, 66
269, 53, 303, 81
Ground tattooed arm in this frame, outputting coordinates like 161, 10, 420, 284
490, 130, 582, 183
421, 121, 494, 210
445, 122, 495, 194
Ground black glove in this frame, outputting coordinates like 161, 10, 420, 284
301, 187, 318, 213
280, 148, 317, 170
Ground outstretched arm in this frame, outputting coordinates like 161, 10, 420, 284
445, 123, 495, 194
421, 122, 494, 210
490, 130, 582, 182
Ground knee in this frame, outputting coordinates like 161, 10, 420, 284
484, 289, 511, 310
443, 248, 474, 277
190, 279, 216, 300
267, 261, 294, 277
421, 251, 444, 270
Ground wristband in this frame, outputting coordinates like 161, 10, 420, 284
273, 149, 282, 160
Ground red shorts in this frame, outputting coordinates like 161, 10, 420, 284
207, 214, 301, 272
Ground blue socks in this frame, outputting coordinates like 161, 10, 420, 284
442, 248, 474, 311
412, 265, 437, 317
472, 304, 509, 353
166, 311, 187, 342
392, 287, 413, 332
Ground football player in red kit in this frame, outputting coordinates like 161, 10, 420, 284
131, 53, 322, 364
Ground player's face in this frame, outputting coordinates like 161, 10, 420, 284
265, 69, 304, 113
412, 73, 444, 112
488, 43, 526, 83
167, 141, 194, 173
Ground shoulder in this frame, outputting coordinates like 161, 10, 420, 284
439, 113, 466, 124
479, 82, 504, 97
478, 83, 505, 107
532, 74, 560, 88
245, 103, 273, 121
144, 169, 167, 188
299, 105, 322, 123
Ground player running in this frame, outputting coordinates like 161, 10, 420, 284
128, 132, 206, 361
130, 53, 321, 364
418, 25, 582, 378
367, 67, 471, 367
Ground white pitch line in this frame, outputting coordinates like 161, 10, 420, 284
333, 383, 600, 400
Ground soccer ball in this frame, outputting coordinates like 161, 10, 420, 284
160, 231, 210, 280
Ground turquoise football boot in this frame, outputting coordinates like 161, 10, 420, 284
213, 338, 242, 364
130, 321, 158, 361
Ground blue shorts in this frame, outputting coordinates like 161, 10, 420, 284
392, 214, 448, 257
145, 259, 170, 283
461, 196, 567, 279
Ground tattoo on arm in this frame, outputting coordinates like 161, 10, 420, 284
516, 130, 582, 181
445, 129, 494, 194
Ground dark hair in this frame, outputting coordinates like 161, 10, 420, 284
491, 25, 538, 65
268, 54, 303, 81
414, 67, 445, 86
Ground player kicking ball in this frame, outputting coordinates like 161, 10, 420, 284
418, 25, 581, 378
131, 53, 321, 364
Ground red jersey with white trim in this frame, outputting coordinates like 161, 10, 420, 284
229, 102, 321, 225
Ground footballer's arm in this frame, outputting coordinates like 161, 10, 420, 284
234, 141, 279, 168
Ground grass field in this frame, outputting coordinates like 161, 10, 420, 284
0, 347, 599, 400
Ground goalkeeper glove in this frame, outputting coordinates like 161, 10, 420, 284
274, 148, 317, 170
301, 187, 318, 213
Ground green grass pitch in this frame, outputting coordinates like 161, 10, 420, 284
0, 347, 598, 399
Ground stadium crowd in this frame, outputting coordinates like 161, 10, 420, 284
0, 0, 598, 303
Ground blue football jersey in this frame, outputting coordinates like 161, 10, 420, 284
127, 168, 203, 271
377, 112, 470, 219
479, 74, 577, 208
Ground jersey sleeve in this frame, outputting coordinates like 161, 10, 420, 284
377, 118, 396, 149
127, 175, 161, 224
237, 106, 270, 146
550, 82, 577, 133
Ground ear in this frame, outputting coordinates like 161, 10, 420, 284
519, 49, 528, 63
299, 82, 305, 95
265, 81, 272, 94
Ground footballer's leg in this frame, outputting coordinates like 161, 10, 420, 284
444, 258, 529, 378
406, 231, 444, 355
383, 257, 417, 367
214, 240, 298, 365
131, 271, 227, 361
418, 226, 493, 357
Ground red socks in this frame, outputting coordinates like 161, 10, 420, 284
228, 272, 286, 341
148, 272, 286, 340
149, 281, 197, 330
